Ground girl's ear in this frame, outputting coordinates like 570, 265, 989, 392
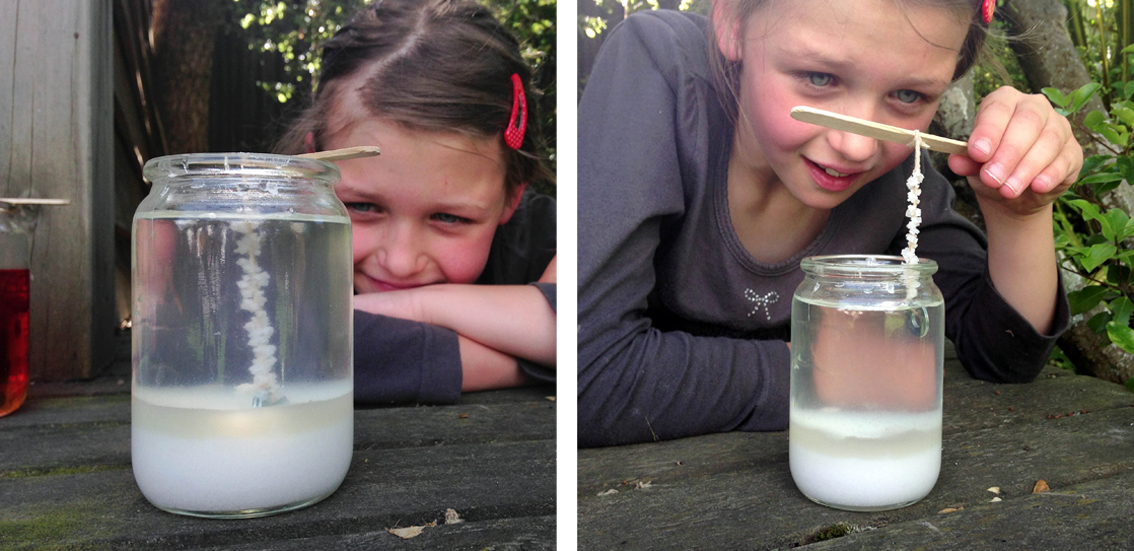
498, 183, 527, 225
712, 1, 743, 62
304, 132, 317, 154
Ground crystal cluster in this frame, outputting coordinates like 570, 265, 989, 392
902, 131, 927, 265
232, 220, 280, 403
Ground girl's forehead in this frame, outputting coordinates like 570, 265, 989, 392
753, 0, 969, 52
749, 0, 968, 82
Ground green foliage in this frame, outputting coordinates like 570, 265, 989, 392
1045, 81, 1134, 355
1048, 345, 1076, 371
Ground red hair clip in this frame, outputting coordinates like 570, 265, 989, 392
505, 73, 527, 150
981, 0, 995, 24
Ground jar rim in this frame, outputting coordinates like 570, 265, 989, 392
800, 254, 938, 276
142, 153, 340, 185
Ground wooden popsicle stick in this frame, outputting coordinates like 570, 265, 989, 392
790, 106, 970, 157
0, 198, 71, 205
298, 146, 381, 161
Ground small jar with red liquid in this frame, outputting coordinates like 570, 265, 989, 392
0, 201, 38, 417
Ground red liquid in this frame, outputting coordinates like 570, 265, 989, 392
0, 269, 29, 417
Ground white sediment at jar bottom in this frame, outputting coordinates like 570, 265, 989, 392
131, 384, 353, 513
789, 408, 941, 509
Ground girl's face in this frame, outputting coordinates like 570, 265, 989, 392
325, 118, 520, 293
719, 0, 970, 210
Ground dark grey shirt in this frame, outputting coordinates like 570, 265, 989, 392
577, 11, 1068, 447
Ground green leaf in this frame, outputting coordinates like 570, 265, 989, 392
1068, 199, 1101, 217
1069, 285, 1112, 316
1107, 208, 1132, 240
1041, 87, 1067, 108
1071, 83, 1103, 112
1126, 81, 1134, 100
1076, 172, 1124, 186
1122, 44, 1134, 54
1088, 311, 1113, 334
1106, 322, 1134, 354
1111, 297, 1134, 326
1126, 377, 1134, 393
1115, 106, 1134, 128
1099, 125, 1126, 147
1084, 110, 1106, 130
1082, 243, 1119, 272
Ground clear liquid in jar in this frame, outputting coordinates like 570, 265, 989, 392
789, 296, 944, 510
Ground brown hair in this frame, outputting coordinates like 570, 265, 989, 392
274, 0, 551, 197
708, 0, 991, 118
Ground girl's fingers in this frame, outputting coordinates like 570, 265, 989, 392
999, 114, 1072, 198
980, 97, 1051, 195
948, 153, 982, 177
1032, 137, 1083, 195
968, 87, 1017, 162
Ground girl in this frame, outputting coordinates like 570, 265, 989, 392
578, 0, 1078, 446
277, 0, 556, 404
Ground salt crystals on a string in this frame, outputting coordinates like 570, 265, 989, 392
902, 130, 928, 265
232, 220, 281, 405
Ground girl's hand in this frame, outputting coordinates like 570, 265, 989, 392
947, 86, 1083, 219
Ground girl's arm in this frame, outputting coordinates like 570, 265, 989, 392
578, 12, 791, 447
457, 335, 529, 391
947, 87, 1083, 335
354, 282, 557, 367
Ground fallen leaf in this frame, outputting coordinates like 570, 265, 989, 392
938, 508, 958, 514
387, 526, 425, 539
597, 489, 619, 496
990, 497, 1002, 503
546, 396, 556, 401
1033, 480, 1050, 494
986, 487, 1000, 494
635, 480, 653, 489
458, 413, 469, 419
444, 508, 464, 525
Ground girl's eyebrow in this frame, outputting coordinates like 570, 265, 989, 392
784, 46, 858, 73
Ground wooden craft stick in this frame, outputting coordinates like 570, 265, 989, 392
0, 198, 71, 206
790, 106, 970, 157
299, 146, 381, 162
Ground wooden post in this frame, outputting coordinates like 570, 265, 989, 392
0, 0, 116, 381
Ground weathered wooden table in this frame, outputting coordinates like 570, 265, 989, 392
578, 345, 1134, 550
0, 340, 557, 550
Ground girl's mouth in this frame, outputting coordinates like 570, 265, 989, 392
365, 276, 424, 292
805, 159, 864, 193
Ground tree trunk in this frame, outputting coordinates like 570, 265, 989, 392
1002, 0, 1134, 385
1001, 0, 1106, 135
151, 0, 225, 154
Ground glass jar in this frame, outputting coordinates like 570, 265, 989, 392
132, 153, 353, 518
789, 255, 944, 511
0, 202, 38, 417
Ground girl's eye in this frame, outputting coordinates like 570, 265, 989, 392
345, 202, 380, 214
806, 72, 834, 87
432, 212, 471, 224
894, 89, 925, 104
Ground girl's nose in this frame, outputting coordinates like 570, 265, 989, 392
377, 225, 427, 279
826, 106, 880, 163
827, 129, 879, 164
